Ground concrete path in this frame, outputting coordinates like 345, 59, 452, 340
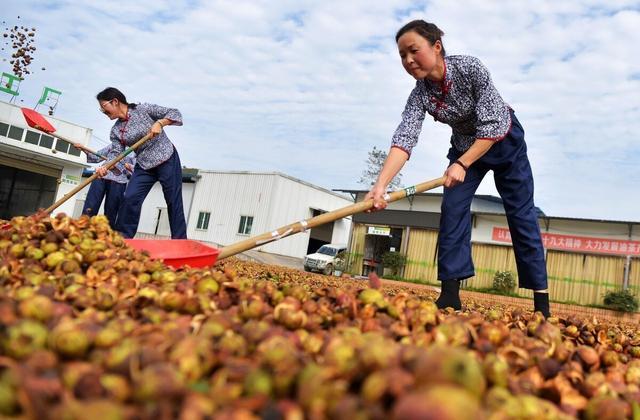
237, 249, 305, 271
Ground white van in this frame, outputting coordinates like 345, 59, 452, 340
303, 244, 347, 275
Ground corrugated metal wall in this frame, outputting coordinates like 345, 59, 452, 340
404, 229, 439, 281
464, 246, 627, 304
630, 258, 640, 293
546, 251, 626, 304
466, 244, 518, 289
350, 225, 637, 306
138, 183, 195, 236
261, 175, 353, 258
347, 224, 366, 274
186, 172, 353, 259
261, 175, 312, 257
187, 172, 276, 246
545, 251, 585, 303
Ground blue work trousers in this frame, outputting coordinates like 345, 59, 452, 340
438, 110, 548, 290
82, 178, 126, 230
115, 149, 187, 239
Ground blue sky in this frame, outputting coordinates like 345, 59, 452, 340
3, 0, 639, 221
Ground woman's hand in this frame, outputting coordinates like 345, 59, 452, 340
72, 143, 85, 151
124, 163, 134, 173
444, 162, 466, 188
149, 121, 163, 138
95, 166, 108, 178
364, 183, 388, 212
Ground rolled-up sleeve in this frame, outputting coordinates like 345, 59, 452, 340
390, 83, 426, 158
140, 103, 183, 126
469, 58, 510, 140
85, 145, 111, 163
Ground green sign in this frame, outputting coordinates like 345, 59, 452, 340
61, 174, 80, 186
0, 72, 21, 96
38, 86, 62, 105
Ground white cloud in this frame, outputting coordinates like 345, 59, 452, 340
2, 0, 639, 221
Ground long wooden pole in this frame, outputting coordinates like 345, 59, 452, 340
23, 108, 109, 160
218, 176, 446, 260
44, 133, 153, 214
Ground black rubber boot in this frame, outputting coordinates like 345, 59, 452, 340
436, 279, 461, 310
534, 292, 551, 318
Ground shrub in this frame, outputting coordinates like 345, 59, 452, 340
492, 271, 516, 295
603, 289, 639, 313
382, 251, 407, 276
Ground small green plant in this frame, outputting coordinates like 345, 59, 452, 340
603, 289, 639, 313
382, 251, 407, 276
492, 270, 516, 295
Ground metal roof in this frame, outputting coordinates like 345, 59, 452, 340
333, 189, 639, 225
197, 170, 352, 201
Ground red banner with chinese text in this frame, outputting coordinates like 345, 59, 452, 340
491, 227, 640, 256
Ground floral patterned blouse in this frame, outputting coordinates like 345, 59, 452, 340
85, 144, 135, 184
108, 103, 183, 170
391, 55, 512, 156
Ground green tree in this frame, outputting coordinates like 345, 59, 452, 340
359, 146, 403, 189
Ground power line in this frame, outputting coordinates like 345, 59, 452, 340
90, 133, 110, 146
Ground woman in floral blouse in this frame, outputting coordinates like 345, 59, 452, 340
73, 142, 135, 230
95, 87, 187, 239
366, 20, 550, 317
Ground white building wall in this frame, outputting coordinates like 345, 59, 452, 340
0, 101, 90, 165
471, 214, 640, 245
180, 171, 354, 258
1, 100, 91, 217
186, 172, 276, 245
137, 183, 195, 236
259, 175, 353, 258
471, 199, 507, 214
472, 214, 507, 243
55, 166, 85, 216
331, 218, 351, 245
542, 218, 638, 240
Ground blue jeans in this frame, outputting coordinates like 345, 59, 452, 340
438, 110, 548, 290
82, 178, 126, 230
115, 149, 187, 239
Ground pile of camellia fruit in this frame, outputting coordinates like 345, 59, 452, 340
1, 214, 640, 419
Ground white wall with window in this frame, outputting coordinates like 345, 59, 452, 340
196, 211, 211, 230
184, 171, 354, 259
0, 100, 90, 219
238, 215, 253, 235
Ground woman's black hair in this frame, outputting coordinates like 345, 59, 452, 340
396, 20, 446, 57
96, 87, 137, 109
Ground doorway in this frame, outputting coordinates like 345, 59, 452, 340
154, 207, 171, 237
0, 164, 57, 219
362, 227, 403, 276
306, 208, 334, 254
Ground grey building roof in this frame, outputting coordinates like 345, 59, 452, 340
333, 189, 640, 226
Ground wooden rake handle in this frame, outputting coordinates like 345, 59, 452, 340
44, 133, 153, 214
51, 131, 108, 161
73, 143, 109, 161
218, 175, 446, 260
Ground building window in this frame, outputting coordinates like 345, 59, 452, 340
68, 144, 81, 156
0, 122, 9, 137
238, 215, 253, 235
55, 138, 70, 153
196, 211, 210, 230
39, 135, 54, 148
7, 126, 24, 141
24, 130, 41, 145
